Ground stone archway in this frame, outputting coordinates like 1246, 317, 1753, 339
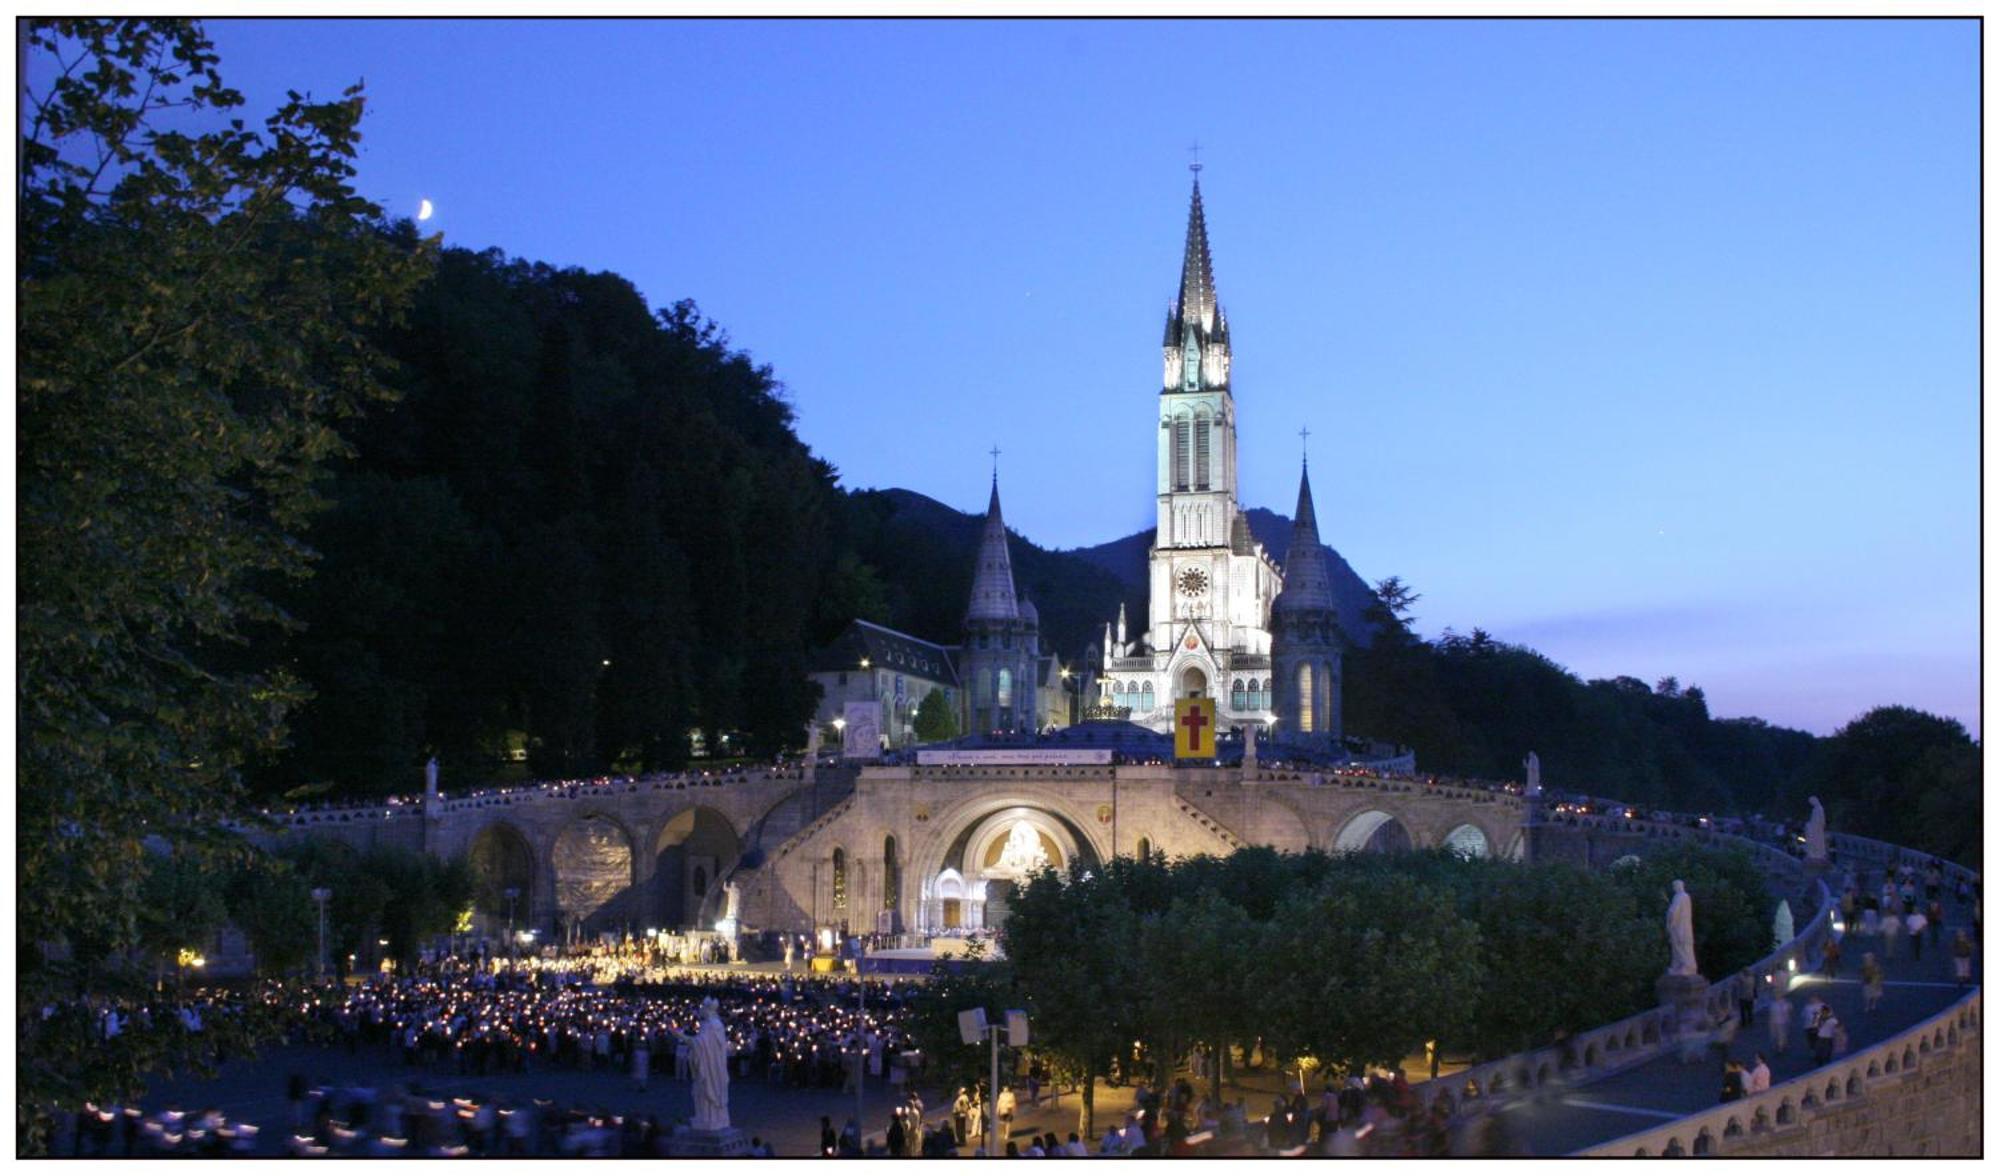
917, 803, 1098, 935
1334, 809, 1414, 854
654, 807, 740, 931
469, 822, 535, 936
552, 814, 638, 938
1181, 664, 1209, 700
1443, 823, 1491, 858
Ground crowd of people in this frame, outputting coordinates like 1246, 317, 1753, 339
1711, 857, 1979, 1109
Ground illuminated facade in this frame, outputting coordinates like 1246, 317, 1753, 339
1097, 174, 1344, 737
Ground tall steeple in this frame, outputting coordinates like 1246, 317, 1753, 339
1162, 172, 1231, 394
1177, 176, 1219, 336
964, 475, 1020, 622
1274, 461, 1335, 614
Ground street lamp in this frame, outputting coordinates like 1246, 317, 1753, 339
310, 888, 332, 980
504, 886, 521, 954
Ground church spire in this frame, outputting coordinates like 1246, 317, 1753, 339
1175, 174, 1220, 336
964, 473, 1020, 622
1274, 461, 1335, 613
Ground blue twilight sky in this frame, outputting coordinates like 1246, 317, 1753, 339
195, 18, 1979, 739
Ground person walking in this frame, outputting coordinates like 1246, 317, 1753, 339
1860, 952, 1884, 1013
1798, 995, 1824, 1058
1811, 1008, 1838, 1067
1746, 1052, 1772, 1095
995, 1086, 1017, 1143
1927, 899, 1945, 947
951, 1087, 971, 1145
1906, 908, 1928, 961
1735, 969, 1757, 1030
1718, 1059, 1746, 1103
1767, 987, 1792, 1054
1820, 934, 1842, 978
1951, 930, 1975, 986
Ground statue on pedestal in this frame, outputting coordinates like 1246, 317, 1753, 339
677, 997, 732, 1131
723, 879, 742, 921
1804, 796, 1828, 862
1523, 751, 1541, 797
1665, 879, 1699, 977
424, 756, 439, 796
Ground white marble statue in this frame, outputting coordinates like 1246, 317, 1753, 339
424, 756, 439, 795
991, 821, 1050, 880
723, 879, 742, 921
1665, 879, 1699, 976
677, 997, 732, 1131
1772, 899, 1795, 950
1804, 796, 1828, 862
1523, 751, 1541, 797
805, 723, 822, 760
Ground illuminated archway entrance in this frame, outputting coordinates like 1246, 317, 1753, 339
1443, 823, 1490, 858
921, 806, 1094, 935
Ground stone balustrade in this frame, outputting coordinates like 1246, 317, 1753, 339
1578, 991, 1981, 1157
1408, 814, 1836, 1115
257, 765, 811, 827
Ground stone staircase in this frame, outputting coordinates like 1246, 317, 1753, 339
724, 766, 858, 930
1174, 795, 1246, 851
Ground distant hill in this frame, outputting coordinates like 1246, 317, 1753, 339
844, 488, 1379, 662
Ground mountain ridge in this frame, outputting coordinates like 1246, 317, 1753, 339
853, 486, 1379, 659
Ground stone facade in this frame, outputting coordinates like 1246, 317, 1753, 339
745, 762, 1527, 937
1098, 175, 1285, 736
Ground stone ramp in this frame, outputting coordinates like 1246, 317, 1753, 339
1494, 890, 1979, 1156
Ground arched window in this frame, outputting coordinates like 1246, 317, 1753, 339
883, 836, 900, 910
1315, 661, 1332, 733
1140, 682, 1156, 712
996, 667, 1013, 708
1173, 415, 1191, 490
1231, 679, 1246, 710
1194, 410, 1212, 490
1111, 682, 1125, 710
1297, 663, 1316, 734
831, 848, 848, 910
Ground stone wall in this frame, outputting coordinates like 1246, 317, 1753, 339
1580, 992, 1981, 1158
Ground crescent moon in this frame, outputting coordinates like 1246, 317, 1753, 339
417, 198, 434, 222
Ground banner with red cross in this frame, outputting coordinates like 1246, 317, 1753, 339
1173, 696, 1216, 760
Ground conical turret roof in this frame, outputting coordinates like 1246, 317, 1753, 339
964, 476, 1020, 623
1274, 462, 1335, 614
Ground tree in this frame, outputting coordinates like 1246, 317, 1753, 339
17, 19, 428, 1148
1792, 706, 1982, 866
1003, 865, 1144, 1137
1256, 867, 1481, 1079
913, 687, 960, 744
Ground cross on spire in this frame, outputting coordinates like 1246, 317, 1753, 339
1299, 425, 1311, 464
1188, 140, 1203, 174
989, 445, 1001, 479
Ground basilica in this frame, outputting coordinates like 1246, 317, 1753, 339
1093, 172, 1347, 748
810, 174, 1351, 750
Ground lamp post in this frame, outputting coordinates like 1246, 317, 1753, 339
310, 887, 332, 980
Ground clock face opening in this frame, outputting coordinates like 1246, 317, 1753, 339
1178, 567, 1209, 597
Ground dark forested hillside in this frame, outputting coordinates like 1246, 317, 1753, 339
260, 248, 851, 795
